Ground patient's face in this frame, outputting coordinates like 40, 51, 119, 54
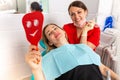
45, 24, 66, 44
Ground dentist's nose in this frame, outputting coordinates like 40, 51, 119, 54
74, 13, 79, 19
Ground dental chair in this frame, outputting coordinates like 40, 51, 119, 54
95, 28, 120, 79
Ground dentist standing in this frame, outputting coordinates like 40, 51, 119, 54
63, 0, 100, 50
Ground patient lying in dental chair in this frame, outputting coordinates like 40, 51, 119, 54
26, 23, 119, 80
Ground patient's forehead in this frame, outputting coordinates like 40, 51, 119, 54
45, 25, 56, 33
46, 24, 55, 29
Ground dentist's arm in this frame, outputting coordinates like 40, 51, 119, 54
80, 20, 96, 49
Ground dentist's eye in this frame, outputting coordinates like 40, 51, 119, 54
78, 11, 82, 14
70, 13, 74, 17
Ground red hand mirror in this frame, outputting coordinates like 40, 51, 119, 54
22, 11, 44, 47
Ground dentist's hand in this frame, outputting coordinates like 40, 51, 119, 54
84, 19, 95, 31
81, 19, 95, 36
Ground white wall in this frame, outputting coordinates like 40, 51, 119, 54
97, 0, 113, 30
0, 14, 31, 80
112, 0, 120, 30
0, 0, 99, 80
0, 0, 16, 10
0, 0, 16, 14
0, 0, 26, 13
17, 0, 26, 13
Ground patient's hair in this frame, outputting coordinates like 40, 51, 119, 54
42, 23, 67, 52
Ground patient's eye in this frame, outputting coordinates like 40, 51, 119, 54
48, 31, 52, 36
47, 26, 59, 36
54, 27, 57, 30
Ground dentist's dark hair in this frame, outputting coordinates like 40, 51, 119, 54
31, 2, 43, 12
68, 0, 88, 14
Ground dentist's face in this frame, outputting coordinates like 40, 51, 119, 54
45, 24, 65, 45
69, 6, 87, 28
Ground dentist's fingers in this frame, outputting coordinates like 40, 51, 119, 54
86, 19, 95, 29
